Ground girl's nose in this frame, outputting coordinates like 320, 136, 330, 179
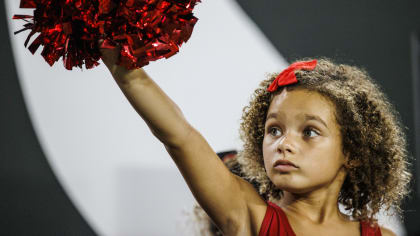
277, 133, 296, 154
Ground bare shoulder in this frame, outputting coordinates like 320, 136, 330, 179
380, 226, 396, 236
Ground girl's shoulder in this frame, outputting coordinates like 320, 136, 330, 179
361, 221, 395, 236
379, 226, 396, 236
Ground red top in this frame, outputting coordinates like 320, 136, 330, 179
259, 201, 382, 236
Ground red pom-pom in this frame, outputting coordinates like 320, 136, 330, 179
13, 0, 200, 70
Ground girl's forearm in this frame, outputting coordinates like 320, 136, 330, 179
110, 66, 192, 147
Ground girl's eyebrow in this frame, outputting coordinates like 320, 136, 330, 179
266, 113, 278, 120
266, 112, 329, 129
303, 114, 329, 129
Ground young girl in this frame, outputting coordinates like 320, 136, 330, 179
100, 43, 411, 235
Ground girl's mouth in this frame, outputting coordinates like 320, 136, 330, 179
273, 159, 298, 172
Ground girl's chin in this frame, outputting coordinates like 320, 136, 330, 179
270, 175, 313, 193
277, 187, 306, 194
273, 182, 312, 194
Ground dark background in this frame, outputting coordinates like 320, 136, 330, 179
1, 0, 419, 235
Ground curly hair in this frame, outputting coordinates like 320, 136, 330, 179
237, 58, 412, 221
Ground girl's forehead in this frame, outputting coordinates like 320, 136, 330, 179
267, 88, 337, 126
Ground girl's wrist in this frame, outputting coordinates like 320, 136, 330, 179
111, 65, 147, 85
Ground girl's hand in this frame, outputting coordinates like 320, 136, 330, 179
99, 40, 146, 84
98, 40, 120, 73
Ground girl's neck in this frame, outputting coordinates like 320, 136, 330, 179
278, 169, 349, 224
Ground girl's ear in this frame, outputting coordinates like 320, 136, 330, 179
343, 151, 361, 169
344, 157, 361, 169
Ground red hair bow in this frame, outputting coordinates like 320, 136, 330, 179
267, 59, 317, 92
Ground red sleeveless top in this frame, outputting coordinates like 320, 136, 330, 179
259, 201, 382, 236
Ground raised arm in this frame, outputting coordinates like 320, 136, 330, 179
100, 47, 266, 235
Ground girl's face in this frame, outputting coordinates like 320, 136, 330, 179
262, 88, 347, 194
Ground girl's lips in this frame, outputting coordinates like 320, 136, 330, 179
273, 159, 298, 172
274, 164, 298, 172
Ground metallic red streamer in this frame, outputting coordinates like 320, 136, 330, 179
13, 0, 200, 70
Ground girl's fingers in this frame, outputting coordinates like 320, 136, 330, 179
98, 39, 120, 68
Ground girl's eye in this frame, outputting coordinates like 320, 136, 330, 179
303, 128, 319, 137
268, 127, 282, 137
